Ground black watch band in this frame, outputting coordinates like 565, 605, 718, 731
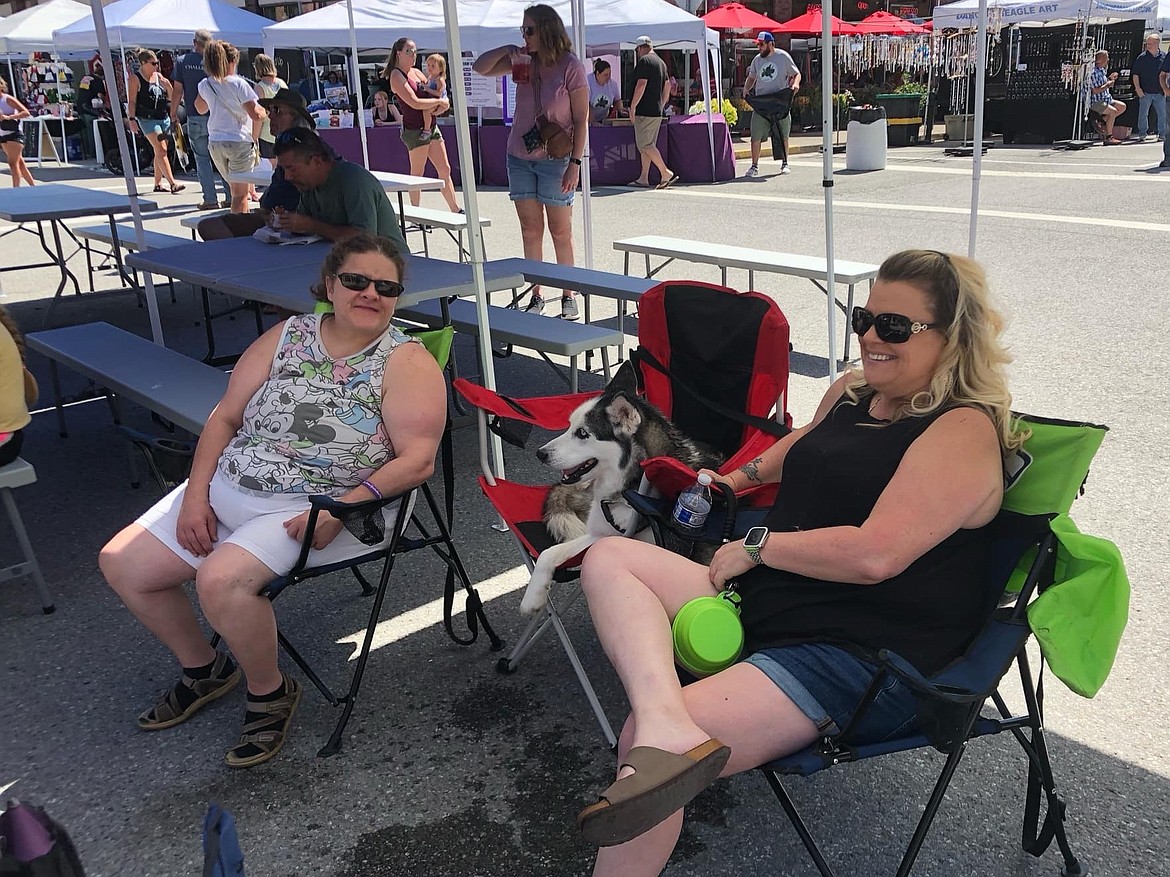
569, 157, 582, 166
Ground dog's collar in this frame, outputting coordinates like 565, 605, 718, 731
601, 499, 648, 537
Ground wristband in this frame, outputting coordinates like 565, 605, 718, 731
569, 156, 582, 166
360, 479, 382, 500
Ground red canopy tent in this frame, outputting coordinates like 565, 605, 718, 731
854, 10, 929, 35
701, 2, 783, 31
771, 9, 860, 36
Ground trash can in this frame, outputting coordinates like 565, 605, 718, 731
876, 94, 923, 148
846, 106, 887, 171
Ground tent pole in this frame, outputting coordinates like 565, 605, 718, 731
89, 0, 163, 344
344, 0, 370, 169
440, 0, 504, 480
822, 9, 838, 383
968, 0, 988, 258
570, 0, 593, 269
701, 40, 715, 180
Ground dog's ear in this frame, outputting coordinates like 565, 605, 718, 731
606, 394, 642, 437
603, 360, 640, 398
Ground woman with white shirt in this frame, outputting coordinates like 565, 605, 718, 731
195, 41, 266, 214
588, 59, 622, 125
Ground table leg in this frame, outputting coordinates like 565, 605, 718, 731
843, 283, 857, 362
397, 191, 408, 238
600, 347, 613, 383
107, 216, 136, 291
623, 252, 630, 276
49, 362, 66, 438
570, 355, 578, 393
644, 254, 651, 278
748, 269, 755, 290
201, 287, 217, 363
41, 220, 82, 327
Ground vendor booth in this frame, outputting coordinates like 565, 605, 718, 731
935, 0, 1165, 143
261, 0, 734, 185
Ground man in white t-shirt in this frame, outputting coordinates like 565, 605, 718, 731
587, 59, 622, 125
743, 31, 800, 177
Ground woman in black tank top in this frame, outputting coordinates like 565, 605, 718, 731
573, 250, 1027, 864
127, 50, 184, 194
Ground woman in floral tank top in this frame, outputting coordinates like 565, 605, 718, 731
99, 234, 447, 769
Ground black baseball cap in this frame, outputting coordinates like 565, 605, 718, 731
258, 87, 314, 127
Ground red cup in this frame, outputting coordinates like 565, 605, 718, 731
511, 54, 531, 84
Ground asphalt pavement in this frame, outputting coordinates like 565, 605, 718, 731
0, 141, 1167, 877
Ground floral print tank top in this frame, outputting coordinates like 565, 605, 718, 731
218, 314, 417, 495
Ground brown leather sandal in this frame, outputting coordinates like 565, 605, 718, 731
137, 652, 241, 731
224, 675, 302, 769
577, 739, 731, 847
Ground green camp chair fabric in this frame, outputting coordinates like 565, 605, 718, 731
314, 301, 455, 370
1002, 414, 1108, 517
1027, 514, 1130, 698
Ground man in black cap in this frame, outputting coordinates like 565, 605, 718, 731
743, 31, 799, 177
197, 87, 335, 240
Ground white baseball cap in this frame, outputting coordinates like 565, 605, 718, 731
635, 35, 653, 47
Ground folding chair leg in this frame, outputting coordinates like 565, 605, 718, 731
762, 771, 836, 877
495, 587, 616, 745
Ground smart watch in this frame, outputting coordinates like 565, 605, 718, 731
743, 526, 770, 565
569, 156, 583, 166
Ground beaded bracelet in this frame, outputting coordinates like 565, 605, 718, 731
360, 479, 382, 500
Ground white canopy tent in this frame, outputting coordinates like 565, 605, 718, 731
261, 0, 719, 57
934, 0, 1165, 27
0, 0, 88, 53
53, 0, 272, 49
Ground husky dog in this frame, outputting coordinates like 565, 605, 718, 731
520, 364, 724, 616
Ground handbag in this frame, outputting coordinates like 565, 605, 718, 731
0, 800, 87, 877
530, 63, 573, 160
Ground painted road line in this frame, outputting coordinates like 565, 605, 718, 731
661, 187, 1170, 233
779, 159, 1168, 183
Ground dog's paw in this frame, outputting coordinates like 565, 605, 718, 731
519, 574, 552, 616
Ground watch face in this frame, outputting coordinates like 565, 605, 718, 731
744, 526, 769, 550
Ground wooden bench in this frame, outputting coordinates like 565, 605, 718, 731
26, 322, 226, 439
613, 234, 880, 362
396, 298, 621, 392
401, 205, 491, 262
75, 223, 188, 295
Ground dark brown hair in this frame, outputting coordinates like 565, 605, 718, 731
383, 37, 414, 80
525, 4, 572, 64
311, 234, 407, 303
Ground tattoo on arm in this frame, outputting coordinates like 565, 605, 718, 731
738, 456, 764, 483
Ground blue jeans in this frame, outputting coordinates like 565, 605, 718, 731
1137, 92, 1168, 138
185, 114, 227, 204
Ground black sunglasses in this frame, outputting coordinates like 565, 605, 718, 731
275, 127, 317, 146
851, 306, 937, 343
333, 272, 404, 298
520, 25, 536, 36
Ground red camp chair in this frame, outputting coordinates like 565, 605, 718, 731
453, 280, 791, 742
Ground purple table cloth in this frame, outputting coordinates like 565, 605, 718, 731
479, 123, 670, 187
317, 125, 469, 186
666, 114, 735, 183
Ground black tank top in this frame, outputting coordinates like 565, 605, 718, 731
735, 391, 995, 675
134, 70, 168, 119
392, 71, 426, 130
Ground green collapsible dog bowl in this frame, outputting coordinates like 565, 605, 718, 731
672, 591, 744, 677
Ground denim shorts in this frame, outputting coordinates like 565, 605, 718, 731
506, 152, 574, 208
744, 642, 918, 743
137, 117, 171, 137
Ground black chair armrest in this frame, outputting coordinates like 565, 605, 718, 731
291, 488, 415, 573
875, 649, 985, 704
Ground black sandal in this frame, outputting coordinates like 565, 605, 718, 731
224, 675, 302, 769
137, 652, 241, 731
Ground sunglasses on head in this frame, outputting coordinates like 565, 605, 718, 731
520, 25, 536, 36
851, 306, 937, 343
333, 272, 403, 298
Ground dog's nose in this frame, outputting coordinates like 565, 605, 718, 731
536, 448, 548, 463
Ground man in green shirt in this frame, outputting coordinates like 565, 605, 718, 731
271, 128, 407, 253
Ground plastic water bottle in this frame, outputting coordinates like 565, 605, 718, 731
673, 473, 713, 532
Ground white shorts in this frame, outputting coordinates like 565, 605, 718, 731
136, 470, 412, 576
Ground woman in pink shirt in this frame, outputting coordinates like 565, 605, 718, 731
474, 4, 589, 320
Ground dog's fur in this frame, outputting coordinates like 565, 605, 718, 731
519, 364, 724, 615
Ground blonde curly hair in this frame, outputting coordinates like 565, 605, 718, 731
845, 249, 1026, 457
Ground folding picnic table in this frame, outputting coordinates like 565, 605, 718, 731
0, 185, 158, 325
